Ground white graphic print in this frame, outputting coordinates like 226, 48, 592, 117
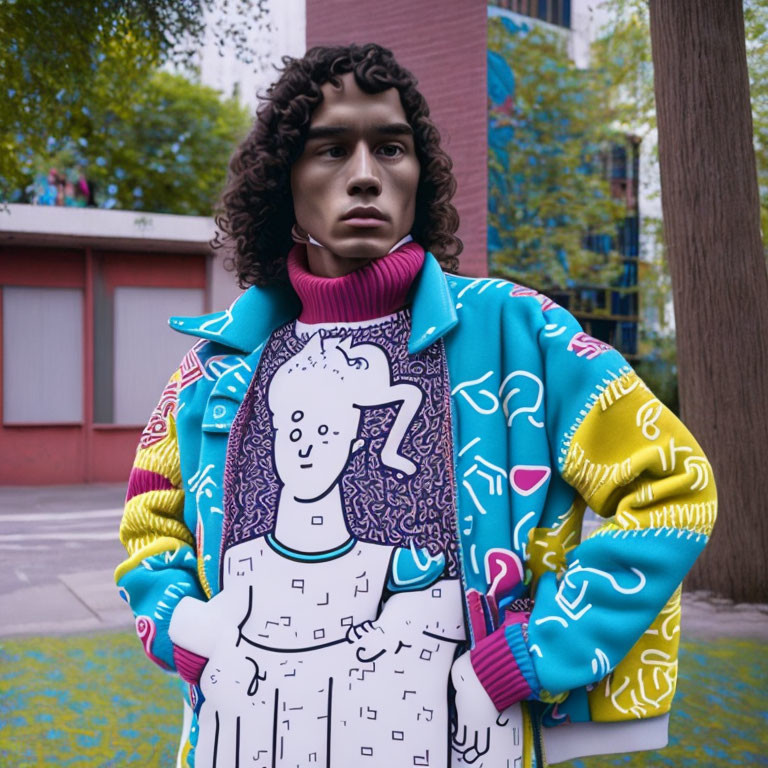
636, 398, 663, 441
463, 456, 507, 516
171, 332, 519, 767
452, 371, 499, 416
603, 594, 681, 719
452, 549, 526, 766
205, 353, 253, 384
654, 437, 711, 491
533, 559, 647, 633
499, 371, 544, 428
684, 455, 711, 491
187, 464, 218, 509
543, 322, 567, 338
451, 369, 544, 430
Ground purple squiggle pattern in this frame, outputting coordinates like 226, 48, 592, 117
222, 311, 458, 577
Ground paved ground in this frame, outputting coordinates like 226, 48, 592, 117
0, 484, 133, 636
1, 484, 767, 640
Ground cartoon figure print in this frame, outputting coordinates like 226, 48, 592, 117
170, 328, 524, 767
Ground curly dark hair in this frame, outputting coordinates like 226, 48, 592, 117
213, 43, 463, 287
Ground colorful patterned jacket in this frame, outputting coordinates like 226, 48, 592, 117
115, 252, 716, 766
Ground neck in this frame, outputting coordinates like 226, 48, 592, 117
273, 485, 351, 551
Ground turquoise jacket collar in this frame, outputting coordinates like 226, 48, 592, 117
169, 251, 458, 355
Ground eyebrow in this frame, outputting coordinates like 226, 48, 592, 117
305, 122, 414, 141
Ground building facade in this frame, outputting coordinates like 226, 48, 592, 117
0, 206, 238, 484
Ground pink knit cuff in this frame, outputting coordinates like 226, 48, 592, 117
470, 612, 538, 711
173, 644, 208, 685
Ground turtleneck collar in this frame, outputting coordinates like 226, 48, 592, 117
286, 241, 426, 324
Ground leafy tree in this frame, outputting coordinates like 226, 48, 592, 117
745, 0, 768, 242
33, 70, 251, 215
0, 0, 265, 202
487, 16, 626, 291
590, 0, 657, 137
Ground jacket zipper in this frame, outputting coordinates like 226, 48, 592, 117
443, 341, 473, 641
529, 702, 545, 768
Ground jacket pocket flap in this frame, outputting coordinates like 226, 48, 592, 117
201, 396, 240, 432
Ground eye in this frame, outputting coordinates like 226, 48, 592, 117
291, 410, 304, 422
378, 144, 404, 158
322, 145, 346, 158
318, 424, 328, 435
290, 428, 302, 442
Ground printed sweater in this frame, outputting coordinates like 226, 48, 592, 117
116, 245, 716, 767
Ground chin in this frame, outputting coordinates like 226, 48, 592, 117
333, 238, 390, 261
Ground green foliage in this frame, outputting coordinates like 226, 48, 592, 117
0, 0, 261, 208
590, 0, 656, 137
591, 0, 672, 361
745, 0, 768, 245
488, 17, 626, 291
635, 330, 679, 414
35, 70, 251, 215
0, 630, 180, 766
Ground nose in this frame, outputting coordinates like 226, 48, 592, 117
346, 143, 382, 197
298, 444, 312, 459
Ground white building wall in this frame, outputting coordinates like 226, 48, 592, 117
569, 0, 612, 69
198, 0, 307, 111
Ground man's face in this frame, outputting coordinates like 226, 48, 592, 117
290, 72, 421, 270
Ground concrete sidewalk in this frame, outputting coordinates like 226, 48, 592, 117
0, 484, 134, 637
1, 484, 767, 640
0, 568, 134, 636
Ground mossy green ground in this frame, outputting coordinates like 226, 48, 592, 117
0, 633, 765, 767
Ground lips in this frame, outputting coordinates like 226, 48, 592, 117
341, 206, 388, 222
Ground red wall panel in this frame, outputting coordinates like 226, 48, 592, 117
0, 426, 84, 484
97, 251, 206, 291
306, 0, 488, 277
90, 428, 141, 483
0, 247, 84, 287
0, 427, 140, 484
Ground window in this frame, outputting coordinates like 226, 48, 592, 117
2, 286, 84, 423
111, 286, 204, 425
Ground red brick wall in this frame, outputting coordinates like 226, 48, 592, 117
306, 1, 488, 277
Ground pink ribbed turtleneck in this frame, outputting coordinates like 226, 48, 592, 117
286, 242, 425, 323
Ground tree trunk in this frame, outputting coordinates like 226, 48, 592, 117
649, 0, 768, 602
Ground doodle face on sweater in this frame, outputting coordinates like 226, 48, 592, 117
268, 332, 423, 502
